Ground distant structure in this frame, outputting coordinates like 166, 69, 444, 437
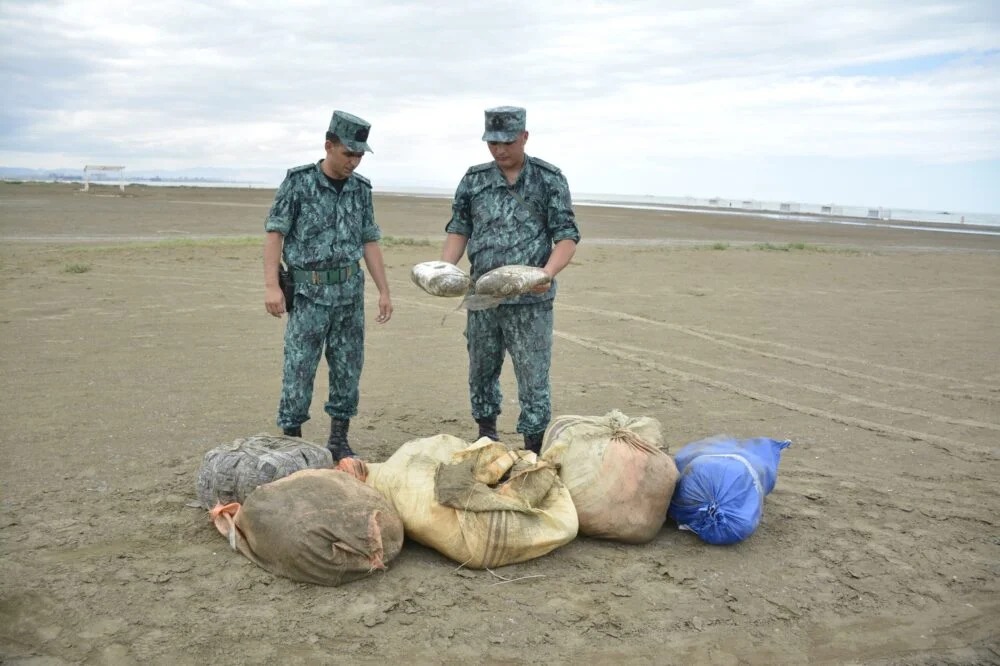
701, 196, 905, 222
866, 207, 892, 221
82, 165, 125, 192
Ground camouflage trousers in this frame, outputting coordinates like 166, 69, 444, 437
465, 300, 553, 435
276, 295, 364, 429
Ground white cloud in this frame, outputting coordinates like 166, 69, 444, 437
1, 0, 998, 210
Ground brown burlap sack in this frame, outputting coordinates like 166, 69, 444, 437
541, 410, 678, 544
210, 468, 404, 586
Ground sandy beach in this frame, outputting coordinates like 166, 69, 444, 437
1, 181, 998, 665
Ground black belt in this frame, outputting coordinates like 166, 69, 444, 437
291, 263, 359, 285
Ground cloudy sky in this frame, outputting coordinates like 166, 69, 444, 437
2, 0, 998, 212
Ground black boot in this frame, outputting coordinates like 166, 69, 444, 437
523, 432, 544, 455
282, 425, 302, 438
327, 418, 356, 462
476, 416, 499, 442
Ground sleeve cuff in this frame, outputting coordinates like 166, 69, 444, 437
553, 230, 581, 243
265, 218, 291, 234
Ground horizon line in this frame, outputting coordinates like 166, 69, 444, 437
3, 172, 998, 218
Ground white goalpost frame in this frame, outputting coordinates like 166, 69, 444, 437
83, 165, 126, 192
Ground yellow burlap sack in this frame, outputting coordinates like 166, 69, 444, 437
541, 410, 678, 544
365, 435, 578, 569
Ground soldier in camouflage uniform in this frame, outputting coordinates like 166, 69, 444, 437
263, 110, 393, 461
441, 106, 580, 453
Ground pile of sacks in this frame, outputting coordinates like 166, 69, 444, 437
194, 412, 791, 586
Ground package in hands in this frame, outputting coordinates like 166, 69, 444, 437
411, 261, 472, 297
474, 265, 550, 298
457, 265, 552, 311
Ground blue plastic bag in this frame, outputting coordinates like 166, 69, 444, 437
668, 436, 791, 545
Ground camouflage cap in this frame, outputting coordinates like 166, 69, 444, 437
328, 110, 373, 153
482, 106, 526, 142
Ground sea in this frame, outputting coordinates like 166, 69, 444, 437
27, 178, 1000, 234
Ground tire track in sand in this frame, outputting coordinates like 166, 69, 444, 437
559, 303, 1000, 400
598, 338, 1000, 433
382, 288, 995, 462
556, 330, 993, 463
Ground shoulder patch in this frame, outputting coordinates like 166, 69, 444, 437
466, 162, 494, 175
529, 156, 562, 174
352, 172, 372, 188
286, 163, 314, 176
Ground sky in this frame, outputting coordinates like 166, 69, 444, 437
1, 0, 999, 213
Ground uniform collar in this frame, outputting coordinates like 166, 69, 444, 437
314, 160, 358, 192
490, 154, 532, 187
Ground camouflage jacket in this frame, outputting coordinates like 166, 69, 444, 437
445, 155, 580, 305
265, 161, 381, 306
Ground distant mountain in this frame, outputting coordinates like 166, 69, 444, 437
0, 166, 83, 180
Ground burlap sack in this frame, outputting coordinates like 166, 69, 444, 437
210, 468, 404, 586
358, 435, 578, 569
541, 411, 678, 544
195, 434, 332, 509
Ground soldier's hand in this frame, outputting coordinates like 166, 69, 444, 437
376, 293, 393, 323
265, 285, 286, 317
529, 270, 554, 294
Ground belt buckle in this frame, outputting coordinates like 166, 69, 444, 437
311, 271, 320, 285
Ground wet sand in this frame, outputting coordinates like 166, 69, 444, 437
1, 182, 998, 664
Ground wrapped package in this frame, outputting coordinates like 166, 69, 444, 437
474, 265, 551, 298
411, 261, 472, 297
195, 434, 332, 509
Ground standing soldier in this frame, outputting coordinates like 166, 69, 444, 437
441, 106, 580, 453
263, 110, 392, 461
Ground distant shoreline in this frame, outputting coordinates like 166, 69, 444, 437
373, 189, 1000, 235
571, 201, 1000, 236
4, 177, 999, 233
